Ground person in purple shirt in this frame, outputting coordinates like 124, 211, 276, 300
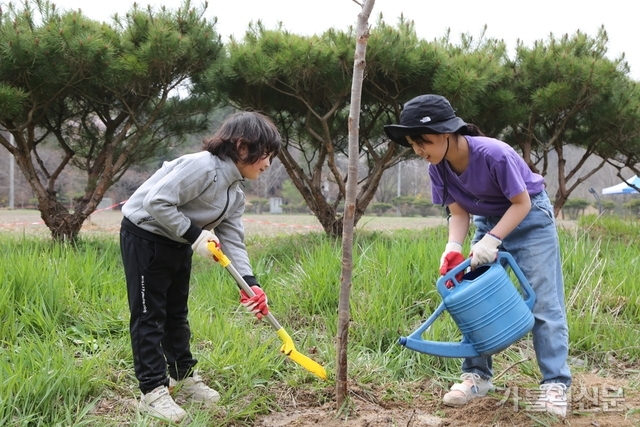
385, 94, 571, 417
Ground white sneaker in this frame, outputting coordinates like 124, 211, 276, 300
139, 385, 187, 423
443, 373, 494, 407
537, 383, 568, 417
171, 371, 220, 405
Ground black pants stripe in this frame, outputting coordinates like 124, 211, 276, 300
120, 226, 197, 393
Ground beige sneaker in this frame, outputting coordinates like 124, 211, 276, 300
443, 373, 494, 407
537, 383, 568, 417
171, 371, 220, 405
139, 385, 187, 423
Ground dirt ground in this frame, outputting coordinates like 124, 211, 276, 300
4, 209, 631, 427
253, 371, 639, 427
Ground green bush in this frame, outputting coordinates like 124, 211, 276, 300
249, 197, 269, 213
563, 198, 590, 219
369, 202, 394, 216
623, 198, 640, 217
412, 198, 434, 217
600, 200, 616, 213
391, 196, 415, 217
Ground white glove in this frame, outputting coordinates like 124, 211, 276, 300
470, 233, 501, 268
440, 241, 463, 269
191, 230, 220, 259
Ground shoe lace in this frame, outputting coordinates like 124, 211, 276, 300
540, 383, 567, 401
188, 373, 209, 389
151, 390, 181, 411
460, 373, 482, 392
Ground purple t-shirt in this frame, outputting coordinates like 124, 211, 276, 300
430, 135, 545, 217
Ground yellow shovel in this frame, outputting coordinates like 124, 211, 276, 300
207, 243, 327, 380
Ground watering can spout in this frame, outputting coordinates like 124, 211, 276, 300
397, 303, 481, 358
399, 335, 480, 358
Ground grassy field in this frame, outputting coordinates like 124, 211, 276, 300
0, 211, 637, 426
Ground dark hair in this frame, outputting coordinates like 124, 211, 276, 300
460, 123, 485, 137
203, 111, 281, 164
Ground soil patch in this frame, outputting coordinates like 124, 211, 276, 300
255, 372, 639, 427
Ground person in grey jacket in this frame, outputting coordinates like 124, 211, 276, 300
120, 111, 281, 423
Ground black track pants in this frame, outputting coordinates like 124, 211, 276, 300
120, 227, 198, 393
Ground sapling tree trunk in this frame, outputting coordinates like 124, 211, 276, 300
336, 0, 375, 411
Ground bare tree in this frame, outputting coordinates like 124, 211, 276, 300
336, 0, 375, 411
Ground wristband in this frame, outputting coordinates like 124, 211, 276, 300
487, 232, 502, 241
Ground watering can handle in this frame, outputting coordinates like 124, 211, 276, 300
436, 251, 535, 310
495, 251, 536, 310
436, 257, 472, 292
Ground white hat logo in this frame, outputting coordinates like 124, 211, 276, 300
420, 116, 431, 123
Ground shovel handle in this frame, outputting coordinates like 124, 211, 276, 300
207, 242, 282, 331
206, 243, 327, 380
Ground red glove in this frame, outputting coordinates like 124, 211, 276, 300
439, 251, 465, 289
239, 285, 269, 320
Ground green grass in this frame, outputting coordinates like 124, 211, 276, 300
562, 215, 640, 364
1, 216, 639, 425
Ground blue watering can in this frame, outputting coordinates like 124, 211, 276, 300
398, 251, 536, 358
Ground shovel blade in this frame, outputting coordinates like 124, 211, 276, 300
287, 349, 328, 380
276, 328, 327, 380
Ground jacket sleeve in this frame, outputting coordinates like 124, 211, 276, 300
214, 190, 255, 281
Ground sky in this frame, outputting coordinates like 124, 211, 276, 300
31, 0, 640, 79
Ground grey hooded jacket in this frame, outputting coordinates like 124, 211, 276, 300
122, 151, 254, 279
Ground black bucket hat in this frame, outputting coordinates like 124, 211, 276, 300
384, 94, 468, 147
